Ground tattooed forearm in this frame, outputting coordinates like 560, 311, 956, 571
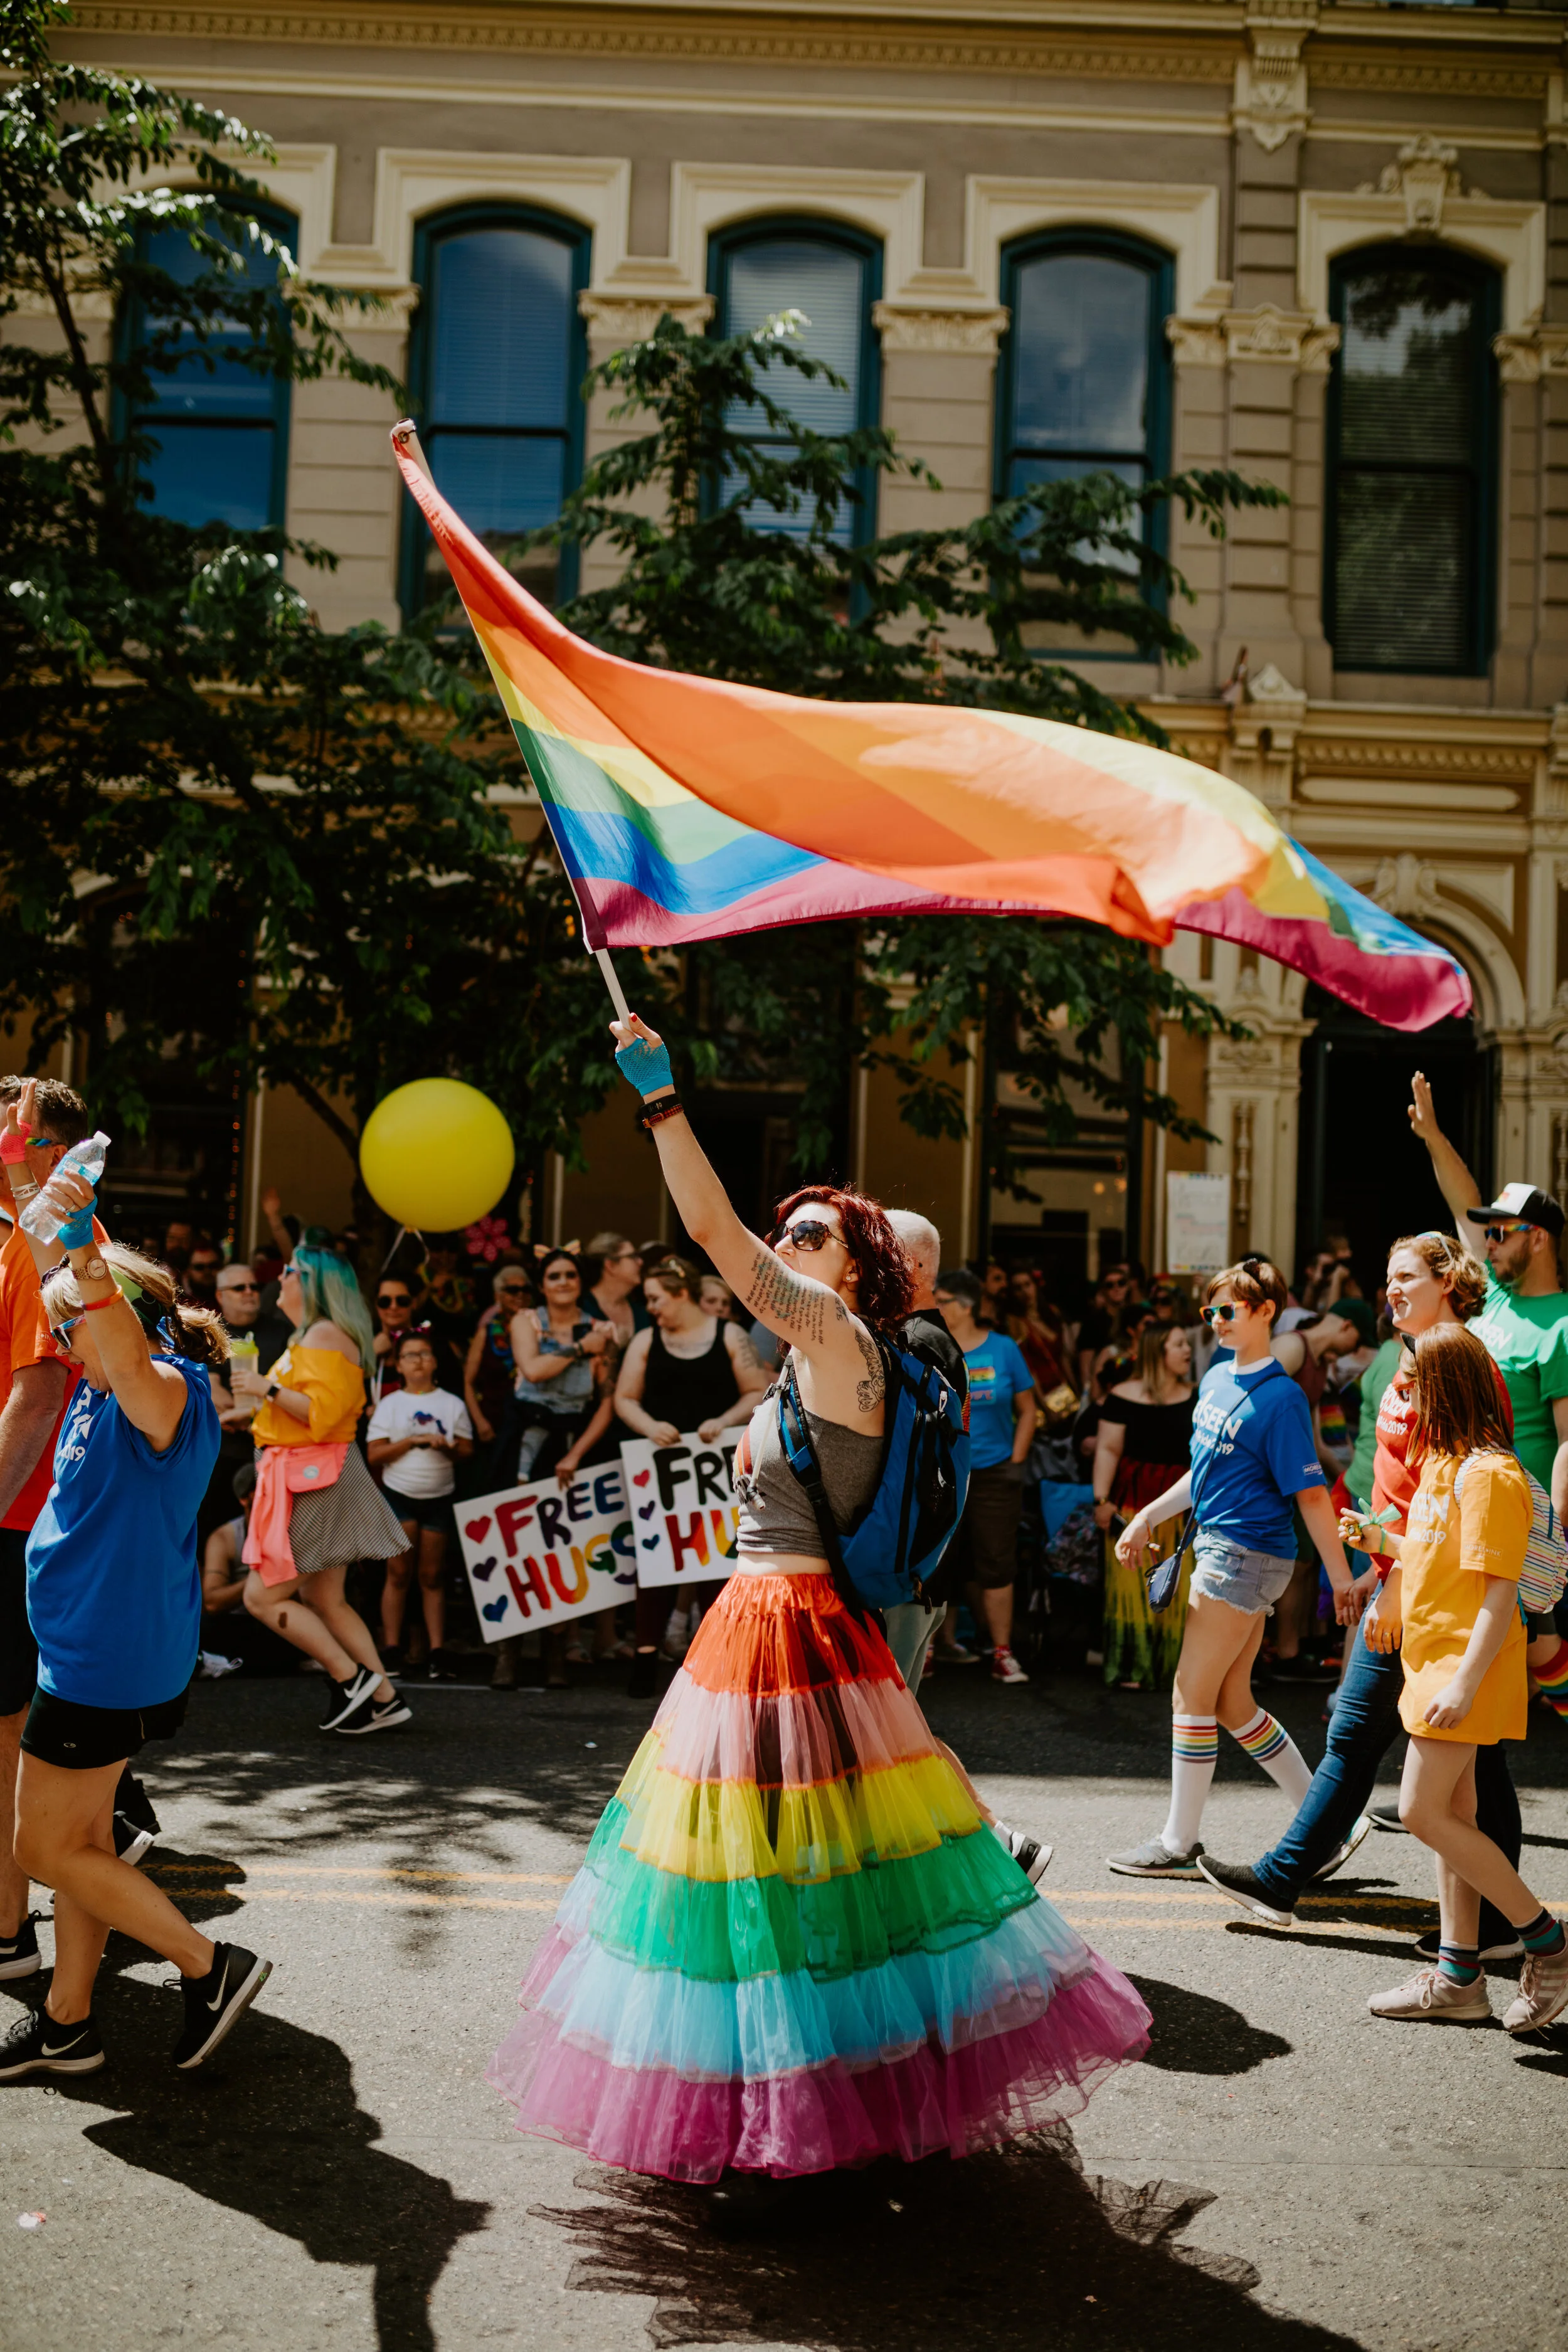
745, 1251, 830, 1346
852, 1323, 885, 1414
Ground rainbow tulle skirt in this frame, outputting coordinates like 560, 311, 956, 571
488, 1572, 1150, 2181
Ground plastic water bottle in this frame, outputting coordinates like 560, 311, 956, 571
19, 1131, 111, 1242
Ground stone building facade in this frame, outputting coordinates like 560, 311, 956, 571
46, 0, 1568, 1285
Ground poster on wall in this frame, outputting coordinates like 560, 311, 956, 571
455, 1465, 634, 1643
620, 1429, 743, 1591
1166, 1170, 1232, 1274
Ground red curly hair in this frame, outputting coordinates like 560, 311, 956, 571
771, 1185, 915, 1332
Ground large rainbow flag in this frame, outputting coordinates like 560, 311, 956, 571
394, 432, 1470, 1031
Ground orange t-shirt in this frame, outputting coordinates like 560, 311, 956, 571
0, 1216, 77, 1532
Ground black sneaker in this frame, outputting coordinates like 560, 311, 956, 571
999, 1827, 1054, 1885
172, 1943, 272, 2070
426, 1648, 458, 1682
0, 1915, 42, 1983
1370, 1803, 1407, 1833
0, 2006, 104, 2078
1195, 1854, 1296, 1927
351, 1692, 413, 1735
112, 1769, 161, 1867
1413, 1926, 1524, 1963
318, 1666, 376, 1731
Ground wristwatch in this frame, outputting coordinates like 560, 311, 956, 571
265, 1381, 280, 1401
83, 1258, 109, 1283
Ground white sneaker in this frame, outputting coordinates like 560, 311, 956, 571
1311, 1812, 1375, 1882
990, 1646, 1029, 1685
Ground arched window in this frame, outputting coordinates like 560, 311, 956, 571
1325, 245, 1500, 675
402, 204, 591, 614
708, 220, 882, 543
995, 230, 1174, 608
124, 201, 297, 531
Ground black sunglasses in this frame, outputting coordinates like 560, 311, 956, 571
773, 1218, 838, 1253
378, 1292, 411, 1307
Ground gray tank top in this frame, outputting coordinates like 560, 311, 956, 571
734, 1387, 882, 1559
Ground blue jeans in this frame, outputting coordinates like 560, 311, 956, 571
1251, 1615, 1522, 1945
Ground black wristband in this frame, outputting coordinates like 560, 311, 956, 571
638, 1094, 684, 1131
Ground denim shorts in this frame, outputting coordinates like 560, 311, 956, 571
1189, 1530, 1296, 1616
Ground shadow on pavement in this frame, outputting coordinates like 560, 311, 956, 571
535, 2129, 1360, 2351
5, 1855, 488, 2352
1128, 1976, 1291, 2074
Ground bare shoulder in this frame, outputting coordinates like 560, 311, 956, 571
621, 1327, 652, 1367
304, 1319, 359, 1364
1110, 1379, 1147, 1404
1271, 1332, 1306, 1374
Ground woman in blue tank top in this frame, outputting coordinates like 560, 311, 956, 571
0, 1093, 274, 2083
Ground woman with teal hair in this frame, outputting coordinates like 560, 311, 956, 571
228, 1245, 413, 1736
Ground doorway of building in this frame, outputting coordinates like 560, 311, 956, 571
1295, 986, 1491, 1296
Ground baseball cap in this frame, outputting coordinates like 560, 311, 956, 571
1470, 1181, 1565, 1241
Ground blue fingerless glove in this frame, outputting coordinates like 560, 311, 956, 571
615, 1034, 674, 1098
57, 1199, 97, 1250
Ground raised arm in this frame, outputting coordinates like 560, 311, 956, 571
1408, 1071, 1487, 1250
609, 1014, 880, 1411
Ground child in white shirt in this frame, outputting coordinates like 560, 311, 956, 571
367, 1329, 474, 1677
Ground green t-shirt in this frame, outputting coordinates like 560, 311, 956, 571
1469, 1276, 1568, 1494
1345, 1337, 1402, 1507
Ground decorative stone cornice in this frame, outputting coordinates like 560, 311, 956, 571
1233, 0, 1315, 152
1371, 852, 1443, 924
1312, 53, 1548, 102
871, 302, 1009, 356
67, 2, 1239, 83
1165, 305, 1338, 371
1493, 326, 1568, 386
578, 290, 714, 349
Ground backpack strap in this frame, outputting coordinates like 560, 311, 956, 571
776, 1354, 871, 1624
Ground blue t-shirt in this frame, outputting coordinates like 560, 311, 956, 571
963, 1332, 1034, 1470
27, 1355, 219, 1709
1188, 1355, 1325, 1558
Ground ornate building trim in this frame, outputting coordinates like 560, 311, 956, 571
1298, 165, 1545, 337
872, 303, 1010, 354
1232, 0, 1315, 154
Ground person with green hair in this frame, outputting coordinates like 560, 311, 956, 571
228, 1245, 412, 1736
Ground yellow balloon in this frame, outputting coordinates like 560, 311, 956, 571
359, 1079, 516, 1232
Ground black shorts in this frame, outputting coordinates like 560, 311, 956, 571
390, 1491, 455, 1537
953, 1463, 1027, 1589
0, 1524, 39, 1717
21, 1683, 189, 1772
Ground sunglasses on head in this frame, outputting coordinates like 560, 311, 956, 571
773, 1218, 837, 1253
1483, 1222, 1532, 1244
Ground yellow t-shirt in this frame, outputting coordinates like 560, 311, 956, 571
1397, 1449, 1529, 1745
250, 1344, 365, 1448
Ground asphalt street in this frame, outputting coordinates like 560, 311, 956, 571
3, 1651, 1566, 2352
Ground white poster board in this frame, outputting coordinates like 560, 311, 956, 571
1165, 1171, 1232, 1274
620, 1429, 743, 1591
456, 1465, 634, 1643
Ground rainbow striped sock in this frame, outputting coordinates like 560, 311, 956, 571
1162, 1715, 1219, 1853
1230, 1707, 1313, 1807
1534, 1639, 1568, 1717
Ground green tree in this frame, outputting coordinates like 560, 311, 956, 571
0, 0, 620, 1244
522, 317, 1271, 1193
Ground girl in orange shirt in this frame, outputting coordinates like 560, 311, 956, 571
1351, 1323, 1567, 2032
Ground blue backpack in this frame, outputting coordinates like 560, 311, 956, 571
776, 1336, 970, 1611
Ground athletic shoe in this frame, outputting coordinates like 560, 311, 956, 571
998, 1827, 1053, 1884
0, 2006, 105, 2077
318, 1666, 376, 1731
990, 1645, 1029, 1685
1108, 1836, 1204, 1878
1367, 1966, 1490, 2023
0, 1915, 42, 1982
938, 1644, 982, 1666
1501, 1942, 1568, 2035
426, 1649, 458, 1682
333, 1687, 411, 1736
1195, 1855, 1295, 1926
172, 1943, 273, 2070
113, 1772, 161, 1868
1414, 1926, 1523, 1963
1311, 1813, 1375, 1882
1369, 1803, 1407, 1833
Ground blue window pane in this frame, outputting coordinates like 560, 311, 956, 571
430, 229, 574, 430
429, 432, 566, 536
139, 216, 294, 410
1007, 454, 1145, 571
1012, 255, 1150, 453
724, 240, 864, 437
140, 425, 275, 530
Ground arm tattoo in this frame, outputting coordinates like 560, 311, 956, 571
852, 1322, 885, 1414
744, 1251, 829, 1347
728, 1325, 766, 1388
